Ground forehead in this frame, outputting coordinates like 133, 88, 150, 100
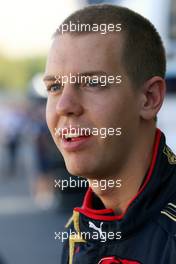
45, 32, 124, 75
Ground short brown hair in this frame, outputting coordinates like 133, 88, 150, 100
54, 4, 166, 87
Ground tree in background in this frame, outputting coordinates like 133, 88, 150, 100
0, 54, 46, 92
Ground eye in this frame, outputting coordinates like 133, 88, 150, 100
84, 79, 106, 88
87, 80, 99, 87
47, 83, 62, 93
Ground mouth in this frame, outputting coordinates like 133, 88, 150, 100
63, 133, 91, 142
55, 127, 93, 151
55, 127, 92, 141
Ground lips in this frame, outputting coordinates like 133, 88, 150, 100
64, 134, 91, 142
55, 127, 92, 141
54, 126, 93, 151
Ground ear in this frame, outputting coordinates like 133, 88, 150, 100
139, 76, 166, 120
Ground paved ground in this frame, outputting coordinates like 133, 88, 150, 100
0, 210, 64, 264
0, 128, 87, 264
0, 173, 84, 264
0, 183, 64, 264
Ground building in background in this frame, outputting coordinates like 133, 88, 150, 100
87, 0, 118, 3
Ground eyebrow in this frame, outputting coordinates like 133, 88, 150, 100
43, 71, 108, 82
43, 75, 56, 82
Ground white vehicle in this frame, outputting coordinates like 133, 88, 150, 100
117, 0, 176, 56
115, 0, 176, 152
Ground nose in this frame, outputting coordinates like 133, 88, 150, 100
55, 84, 83, 117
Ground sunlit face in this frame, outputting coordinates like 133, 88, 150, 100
44, 32, 141, 179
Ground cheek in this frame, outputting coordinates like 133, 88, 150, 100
91, 101, 123, 128
46, 99, 56, 133
93, 101, 136, 134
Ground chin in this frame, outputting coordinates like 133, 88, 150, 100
62, 151, 83, 169
64, 157, 95, 178
65, 162, 89, 177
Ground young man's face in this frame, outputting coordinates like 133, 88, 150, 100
45, 32, 141, 179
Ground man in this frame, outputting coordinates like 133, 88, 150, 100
44, 4, 176, 264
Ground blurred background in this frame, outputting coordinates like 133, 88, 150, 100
0, 0, 175, 263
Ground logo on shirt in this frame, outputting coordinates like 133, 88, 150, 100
98, 256, 141, 264
163, 145, 176, 165
89, 221, 105, 240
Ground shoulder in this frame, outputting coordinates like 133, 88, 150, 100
157, 196, 176, 237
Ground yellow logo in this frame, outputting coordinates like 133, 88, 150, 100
163, 145, 176, 165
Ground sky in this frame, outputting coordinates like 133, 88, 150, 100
0, 0, 86, 57
0, 0, 174, 58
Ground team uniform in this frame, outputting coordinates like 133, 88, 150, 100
61, 129, 176, 264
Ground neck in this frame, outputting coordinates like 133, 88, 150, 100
89, 127, 156, 215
